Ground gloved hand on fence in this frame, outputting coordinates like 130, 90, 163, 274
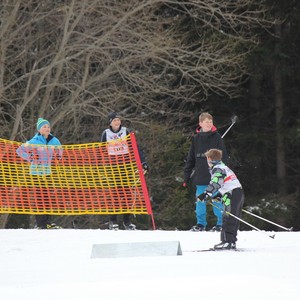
196, 193, 210, 202
142, 162, 149, 174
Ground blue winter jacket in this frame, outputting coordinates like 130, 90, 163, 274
16, 133, 62, 176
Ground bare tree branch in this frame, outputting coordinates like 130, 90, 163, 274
0, 0, 276, 227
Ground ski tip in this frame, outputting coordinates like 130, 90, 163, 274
288, 227, 293, 232
188, 248, 215, 252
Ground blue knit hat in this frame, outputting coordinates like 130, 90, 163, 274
36, 118, 50, 131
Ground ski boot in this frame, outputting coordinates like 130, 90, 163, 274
123, 222, 136, 230
109, 221, 119, 230
213, 241, 236, 250
190, 224, 205, 232
210, 225, 222, 232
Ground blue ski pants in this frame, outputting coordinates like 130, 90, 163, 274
195, 185, 223, 227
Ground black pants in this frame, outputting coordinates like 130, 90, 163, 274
221, 188, 244, 243
36, 215, 50, 229
33, 175, 51, 229
110, 214, 131, 225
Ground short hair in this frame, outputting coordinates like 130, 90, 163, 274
205, 149, 222, 161
199, 112, 213, 122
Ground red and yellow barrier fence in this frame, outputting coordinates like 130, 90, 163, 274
0, 133, 155, 228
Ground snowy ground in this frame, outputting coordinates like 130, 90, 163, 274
0, 229, 299, 300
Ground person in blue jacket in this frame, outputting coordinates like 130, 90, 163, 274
16, 118, 63, 229
183, 112, 227, 232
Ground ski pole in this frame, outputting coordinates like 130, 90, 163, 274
208, 201, 275, 239
242, 209, 293, 231
222, 115, 238, 138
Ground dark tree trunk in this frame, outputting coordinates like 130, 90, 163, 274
274, 23, 286, 195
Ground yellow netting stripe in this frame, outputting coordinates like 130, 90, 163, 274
0, 133, 154, 225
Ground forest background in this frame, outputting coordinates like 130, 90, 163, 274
0, 0, 299, 231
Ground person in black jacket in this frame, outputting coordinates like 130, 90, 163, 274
183, 112, 227, 231
100, 112, 149, 230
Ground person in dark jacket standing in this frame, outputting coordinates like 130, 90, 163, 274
183, 112, 227, 232
100, 112, 149, 230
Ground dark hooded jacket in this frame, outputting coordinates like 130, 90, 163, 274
184, 129, 227, 185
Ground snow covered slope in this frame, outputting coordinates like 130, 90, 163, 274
0, 229, 299, 300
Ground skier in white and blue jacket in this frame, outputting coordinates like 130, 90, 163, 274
197, 148, 244, 250
16, 118, 63, 229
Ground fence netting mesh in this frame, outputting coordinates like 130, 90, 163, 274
0, 133, 153, 221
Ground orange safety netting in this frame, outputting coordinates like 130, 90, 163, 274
0, 133, 155, 228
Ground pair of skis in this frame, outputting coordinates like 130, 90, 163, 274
188, 248, 244, 252
188, 248, 241, 252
